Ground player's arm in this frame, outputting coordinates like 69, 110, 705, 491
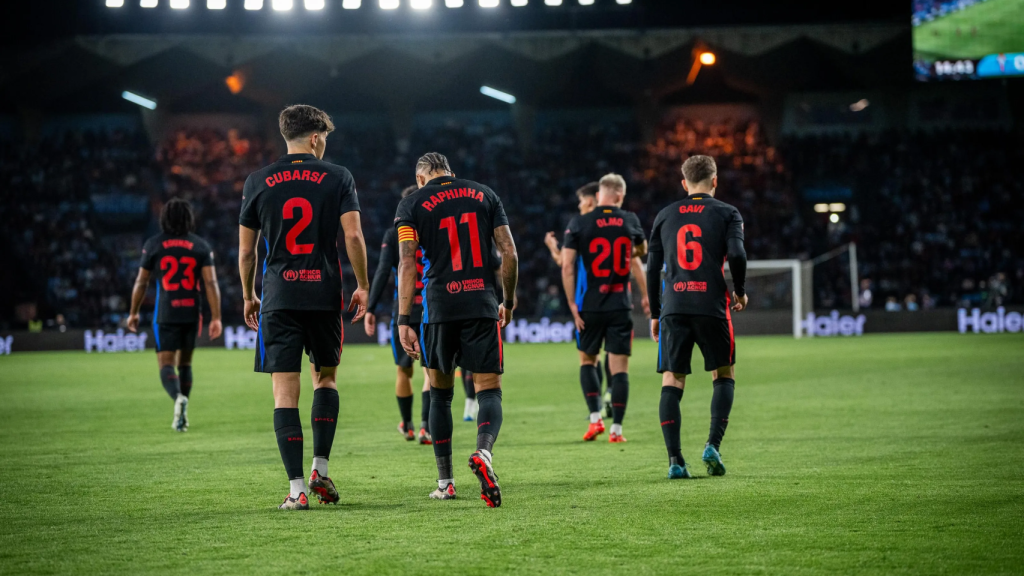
238, 225, 260, 331
494, 225, 519, 328
340, 211, 370, 323
647, 247, 664, 342
396, 227, 421, 359
727, 237, 748, 312
726, 208, 748, 312
631, 256, 650, 318
544, 231, 561, 265
560, 247, 585, 332
126, 268, 151, 333
201, 265, 223, 339
365, 236, 396, 336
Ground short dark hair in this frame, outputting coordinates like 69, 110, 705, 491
160, 198, 195, 237
279, 104, 334, 141
682, 155, 717, 185
415, 152, 452, 176
575, 182, 599, 199
401, 185, 418, 198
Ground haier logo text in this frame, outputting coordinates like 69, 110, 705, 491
505, 318, 576, 344
84, 329, 148, 353
803, 311, 866, 337
958, 307, 1022, 334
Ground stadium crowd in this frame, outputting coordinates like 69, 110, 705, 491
1, 117, 1020, 330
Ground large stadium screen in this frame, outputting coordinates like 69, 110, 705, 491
913, 0, 1024, 81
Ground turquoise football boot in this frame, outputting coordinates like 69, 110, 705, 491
702, 443, 726, 476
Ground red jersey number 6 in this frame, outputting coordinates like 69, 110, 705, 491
677, 224, 703, 271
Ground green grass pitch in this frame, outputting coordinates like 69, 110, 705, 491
1, 333, 1023, 575
913, 0, 1024, 60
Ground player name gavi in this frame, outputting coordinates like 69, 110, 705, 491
420, 187, 485, 211
264, 169, 328, 188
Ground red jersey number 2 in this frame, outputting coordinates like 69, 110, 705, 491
283, 198, 314, 255
677, 224, 703, 271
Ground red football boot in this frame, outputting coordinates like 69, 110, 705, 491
397, 421, 415, 441
609, 432, 627, 443
583, 419, 606, 441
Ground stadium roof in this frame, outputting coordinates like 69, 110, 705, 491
0, 24, 909, 115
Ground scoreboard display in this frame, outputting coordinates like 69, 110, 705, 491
912, 0, 1024, 81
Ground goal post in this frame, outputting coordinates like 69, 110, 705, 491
726, 259, 803, 338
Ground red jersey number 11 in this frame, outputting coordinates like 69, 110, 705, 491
440, 212, 484, 272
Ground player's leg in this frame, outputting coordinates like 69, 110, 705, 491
605, 311, 634, 442
392, 318, 416, 440
156, 323, 189, 432
395, 365, 416, 440
459, 319, 504, 507
259, 310, 310, 510
422, 322, 459, 500
418, 365, 432, 444
657, 315, 694, 479
601, 350, 612, 418
576, 312, 605, 440
305, 310, 343, 503
175, 345, 195, 431
461, 369, 477, 422
694, 316, 736, 477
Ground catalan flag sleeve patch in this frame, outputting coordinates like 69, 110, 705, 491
397, 226, 418, 242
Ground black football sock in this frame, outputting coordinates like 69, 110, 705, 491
311, 388, 339, 461
603, 353, 612, 391
420, 389, 431, 431
659, 386, 685, 466
610, 373, 629, 425
429, 386, 455, 480
273, 408, 304, 480
178, 365, 193, 398
708, 378, 736, 450
596, 359, 604, 389
397, 394, 414, 431
579, 365, 601, 414
475, 388, 503, 453
462, 371, 476, 400
159, 365, 180, 400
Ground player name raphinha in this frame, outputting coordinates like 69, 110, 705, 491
421, 187, 485, 211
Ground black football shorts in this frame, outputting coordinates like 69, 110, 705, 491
576, 310, 634, 356
657, 313, 735, 374
256, 310, 342, 374
421, 318, 504, 375
391, 318, 425, 369
154, 322, 199, 353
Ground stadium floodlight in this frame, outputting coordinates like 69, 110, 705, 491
140, 0, 158, 7
380, 0, 399, 8
829, 203, 847, 213
272, 0, 292, 9
511, 0, 526, 5
699, 51, 716, 65
170, 0, 189, 8
850, 99, 869, 112
445, 0, 464, 6
122, 91, 157, 110
304, 0, 324, 7
813, 203, 829, 213
208, 0, 226, 8
479, 0, 498, 6
481, 86, 516, 104
342, 0, 361, 7
106, 0, 125, 7
411, 0, 431, 8
615, 0, 631, 4
830, 213, 840, 223
244, 0, 263, 9
578, 0, 594, 4
544, 0, 561, 4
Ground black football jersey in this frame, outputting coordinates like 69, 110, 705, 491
367, 227, 425, 324
394, 176, 509, 324
563, 207, 646, 312
140, 233, 214, 324
648, 193, 744, 319
239, 153, 360, 313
